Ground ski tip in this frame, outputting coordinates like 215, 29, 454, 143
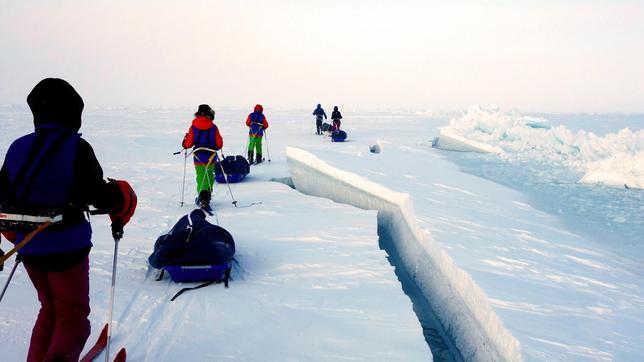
78, 324, 109, 362
113, 348, 127, 362
98, 323, 109, 343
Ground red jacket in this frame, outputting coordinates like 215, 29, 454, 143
182, 116, 223, 150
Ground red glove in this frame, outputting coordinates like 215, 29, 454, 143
108, 179, 137, 239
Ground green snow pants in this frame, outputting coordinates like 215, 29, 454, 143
248, 135, 263, 154
195, 165, 215, 193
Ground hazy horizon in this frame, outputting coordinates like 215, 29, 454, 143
2, 0, 643, 113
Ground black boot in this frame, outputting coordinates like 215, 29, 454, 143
256, 153, 263, 164
248, 150, 254, 165
198, 190, 211, 209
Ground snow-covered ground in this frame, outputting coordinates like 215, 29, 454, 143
0, 107, 429, 361
286, 147, 520, 361
1, 106, 643, 361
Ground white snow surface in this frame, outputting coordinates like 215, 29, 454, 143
434, 105, 644, 189
0, 107, 430, 361
286, 147, 521, 361
1, 106, 643, 361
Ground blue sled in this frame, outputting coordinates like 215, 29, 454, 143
331, 130, 347, 142
215, 173, 247, 184
164, 263, 232, 283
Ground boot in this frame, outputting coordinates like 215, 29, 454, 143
198, 190, 211, 209
256, 153, 263, 164
247, 150, 254, 165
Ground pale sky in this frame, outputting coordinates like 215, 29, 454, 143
1, 0, 643, 112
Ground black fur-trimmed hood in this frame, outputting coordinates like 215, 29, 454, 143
27, 78, 84, 132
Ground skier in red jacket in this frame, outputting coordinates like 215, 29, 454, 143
245, 104, 269, 164
181, 104, 223, 208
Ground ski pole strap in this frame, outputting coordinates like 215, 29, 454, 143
0, 221, 51, 265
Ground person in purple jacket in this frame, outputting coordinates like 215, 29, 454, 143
0, 78, 136, 362
312, 104, 327, 135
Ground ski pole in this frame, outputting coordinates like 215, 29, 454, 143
263, 131, 271, 162
105, 237, 120, 362
0, 257, 21, 304
180, 149, 187, 207
244, 133, 250, 158
215, 152, 238, 207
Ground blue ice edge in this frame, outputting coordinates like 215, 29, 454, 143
286, 147, 522, 362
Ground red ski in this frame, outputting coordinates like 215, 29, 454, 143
80, 324, 108, 362
79, 324, 126, 362
113, 347, 127, 362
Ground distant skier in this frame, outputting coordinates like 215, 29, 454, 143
312, 104, 327, 135
245, 104, 269, 164
0, 78, 136, 362
182, 104, 223, 209
331, 106, 342, 131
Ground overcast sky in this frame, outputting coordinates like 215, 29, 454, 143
1, 0, 643, 112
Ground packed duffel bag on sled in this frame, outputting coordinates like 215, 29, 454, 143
321, 122, 331, 132
149, 209, 235, 283
331, 130, 347, 142
215, 155, 250, 183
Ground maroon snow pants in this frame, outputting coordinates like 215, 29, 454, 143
24, 257, 91, 362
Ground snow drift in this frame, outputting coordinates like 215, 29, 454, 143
286, 147, 522, 362
432, 129, 504, 154
433, 105, 644, 189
